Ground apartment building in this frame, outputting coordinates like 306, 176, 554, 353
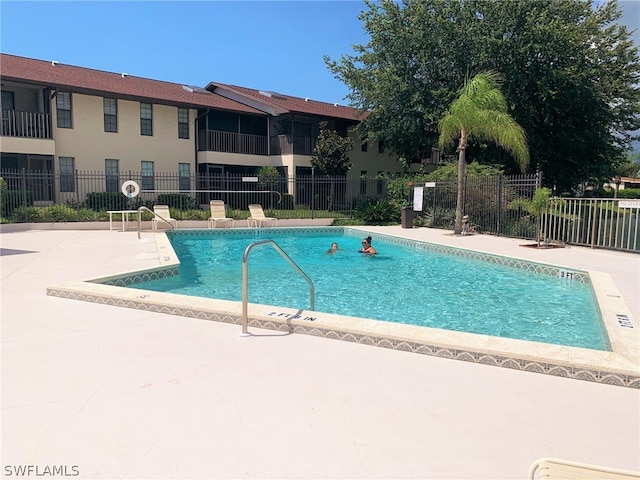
0, 53, 405, 204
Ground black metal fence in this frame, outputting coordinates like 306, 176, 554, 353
0, 169, 391, 221
412, 174, 542, 235
0, 168, 540, 237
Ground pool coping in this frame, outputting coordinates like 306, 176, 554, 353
46, 227, 640, 389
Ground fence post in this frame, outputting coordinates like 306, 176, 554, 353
496, 175, 502, 236
590, 199, 598, 249
311, 168, 315, 219
21, 168, 27, 223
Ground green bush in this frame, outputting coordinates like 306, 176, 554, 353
10, 206, 40, 222
331, 217, 365, 226
355, 198, 399, 225
84, 192, 130, 211
502, 218, 536, 238
177, 209, 208, 220
1, 190, 34, 218
602, 188, 640, 199
157, 194, 197, 210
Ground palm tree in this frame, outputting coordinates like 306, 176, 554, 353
438, 71, 529, 235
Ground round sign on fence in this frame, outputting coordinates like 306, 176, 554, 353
121, 180, 140, 198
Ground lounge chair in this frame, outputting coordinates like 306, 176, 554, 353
529, 458, 640, 480
247, 204, 277, 227
208, 200, 234, 228
151, 205, 178, 230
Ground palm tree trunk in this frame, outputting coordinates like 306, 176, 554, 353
454, 132, 467, 235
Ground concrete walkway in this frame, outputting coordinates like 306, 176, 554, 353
2, 225, 639, 479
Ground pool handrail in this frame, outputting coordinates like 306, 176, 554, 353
137, 206, 175, 239
241, 239, 315, 335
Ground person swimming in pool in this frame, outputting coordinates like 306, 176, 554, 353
326, 242, 339, 254
359, 236, 377, 254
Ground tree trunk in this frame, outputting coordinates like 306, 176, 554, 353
454, 133, 467, 235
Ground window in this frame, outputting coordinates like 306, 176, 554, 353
104, 98, 117, 132
105, 159, 119, 192
178, 108, 189, 139
378, 140, 384, 154
179, 163, 190, 191
56, 92, 72, 128
59, 157, 75, 193
140, 103, 153, 136
361, 141, 368, 152
1, 90, 15, 110
141, 161, 154, 191
360, 170, 367, 195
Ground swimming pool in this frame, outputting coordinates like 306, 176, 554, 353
127, 228, 609, 351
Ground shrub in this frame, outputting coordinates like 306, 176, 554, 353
84, 192, 130, 211
178, 209, 208, 220
502, 218, 536, 238
355, 198, 399, 225
157, 193, 197, 210
601, 188, 640, 199
10, 206, 40, 222
331, 217, 365, 226
2, 190, 35, 218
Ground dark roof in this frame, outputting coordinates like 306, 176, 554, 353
208, 82, 364, 122
0, 53, 365, 122
0, 53, 264, 114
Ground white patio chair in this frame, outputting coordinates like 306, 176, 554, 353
151, 205, 178, 230
247, 204, 277, 228
208, 200, 233, 228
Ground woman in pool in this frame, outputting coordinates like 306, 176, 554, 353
360, 236, 377, 254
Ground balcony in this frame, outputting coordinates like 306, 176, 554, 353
1, 110, 53, 139
196, 130, 317, 157
270, 134, 316, 156
198, 130, 268, 155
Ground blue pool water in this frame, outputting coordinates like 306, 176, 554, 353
130, 229, 609, 351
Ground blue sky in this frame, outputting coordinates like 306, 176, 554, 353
0, 0, 638, 107
0, 1, 368, 104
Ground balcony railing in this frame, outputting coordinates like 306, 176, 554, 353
1, 110, 53, 139
270, 134, 316, 156
196, 130, 317, 156
198, 130, 268, 155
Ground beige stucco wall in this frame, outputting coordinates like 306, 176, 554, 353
53, 94, 196, 172
0, 137, 55, 155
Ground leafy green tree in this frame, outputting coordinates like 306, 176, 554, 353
439, 71, 529, 235
257, 166, 279, 189
616, 153, 640, 178
311, 121, 354, 210
426, 161, 505, 182
326, 0, 640, 193
311, 121, 353, 175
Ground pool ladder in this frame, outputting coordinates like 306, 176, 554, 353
241, 239, 315, 336
136, 206, 175, 239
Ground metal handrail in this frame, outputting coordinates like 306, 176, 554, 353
136, 206, 175, 239
241, 239, 315, 335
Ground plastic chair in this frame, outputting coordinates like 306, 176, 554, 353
247, 204, 277, 227
151, 205, 178, 230
208, 200, 233, 228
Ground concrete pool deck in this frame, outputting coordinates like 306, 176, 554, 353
2, 223, 639, 479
